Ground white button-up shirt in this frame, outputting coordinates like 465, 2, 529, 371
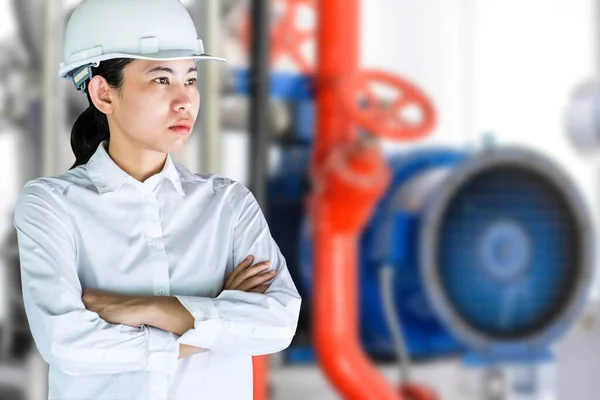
13, 140, 301, 400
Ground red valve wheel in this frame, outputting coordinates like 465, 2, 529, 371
399, 382, 439, 400
338, 69, 437, 141
241, 0, 315, 73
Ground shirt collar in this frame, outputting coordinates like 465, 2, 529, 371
86, 140, 185, 196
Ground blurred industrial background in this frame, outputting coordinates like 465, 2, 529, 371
1, 0, 600, 399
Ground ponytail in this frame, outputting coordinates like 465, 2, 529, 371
68, 58, 135, 170
69, 96, 109, 169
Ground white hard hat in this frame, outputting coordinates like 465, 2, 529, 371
60, 0, 226, 91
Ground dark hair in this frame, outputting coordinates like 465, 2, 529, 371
69, 58, 135, 169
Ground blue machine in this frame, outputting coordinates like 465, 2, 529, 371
234, 69, 595, 365
297, 146, 594, 364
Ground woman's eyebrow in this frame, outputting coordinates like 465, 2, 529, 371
146, 66, 198, 74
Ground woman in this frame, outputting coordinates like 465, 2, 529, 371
12, 0, 301, 399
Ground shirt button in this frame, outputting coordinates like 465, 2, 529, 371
149, 239, 160, 247
158, 288, 166, 295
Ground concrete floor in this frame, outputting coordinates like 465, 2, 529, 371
0, 352, 567, 400
270, 360, 467, 400
270, 357, 561, 400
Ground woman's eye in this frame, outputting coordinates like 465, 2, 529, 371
186, 78, 197, 85
154, 77, 169, 84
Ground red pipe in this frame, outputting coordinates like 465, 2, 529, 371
252, 355, 268, 400
311, 0, 402, 399
313, 225, 402, 399
313, 0, 358, 170
309, 142, 398, 400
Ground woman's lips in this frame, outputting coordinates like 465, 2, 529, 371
169, 125, 191, 134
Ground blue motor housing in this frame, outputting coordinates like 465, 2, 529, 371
233, 68, 314, 101
298, 146, 594, 361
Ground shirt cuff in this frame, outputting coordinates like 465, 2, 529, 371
174, 295, 221, 349
144, 326, 179, 374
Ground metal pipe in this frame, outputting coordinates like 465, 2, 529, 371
199, 0, 222, 175
460, 0, 476, 144
248, 0, 271, 398
248, 0, 270, 207
596, 0, 600, 75
42, 0, 54, 176
379, 266, 411, 382
12, 0, 44, 67
42, 0, 64, 176
35, 3, 63, 398
220, 96, 290, 135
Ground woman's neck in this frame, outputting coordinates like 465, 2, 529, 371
106, 138, 167, 183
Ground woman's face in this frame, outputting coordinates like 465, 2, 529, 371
107, 58, 200, 154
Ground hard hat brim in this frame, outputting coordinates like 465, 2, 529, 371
59, 50, 227, 79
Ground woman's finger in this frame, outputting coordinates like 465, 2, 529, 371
229, 261, 271, 289
238, 270, 276, 292
249, 284, 270, 294
225, 255, 254, 289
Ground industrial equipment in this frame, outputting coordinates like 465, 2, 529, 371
233, 2, 596, 399
297, 145, 594, 364
2, 0, 595, 399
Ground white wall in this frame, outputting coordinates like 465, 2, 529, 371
470, 0, 596, 209
361, 0, 595, 155
362, 0, 599, 279
0, 0, 15, 40
362, 0, 467, 148
472, 1, 599, 300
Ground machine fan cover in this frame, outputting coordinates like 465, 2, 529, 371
298, 147, 594, 360
419, 147, 594, 356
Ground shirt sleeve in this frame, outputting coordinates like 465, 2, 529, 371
13, 180, 180, 376
174, 182, 302, 356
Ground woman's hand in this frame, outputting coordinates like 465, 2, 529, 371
222, 255, 275, 294
82, 288, 148, 327
83, 256, 276, 327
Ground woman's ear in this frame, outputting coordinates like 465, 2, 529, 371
88, 75, 114, 115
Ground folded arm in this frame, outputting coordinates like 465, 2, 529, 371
98, 184, 302, 357
172, 184, 302, 356
83, 253, 283, 358
14, 181, 182, 376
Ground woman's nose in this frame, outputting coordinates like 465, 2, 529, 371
173, 89, 192, 111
